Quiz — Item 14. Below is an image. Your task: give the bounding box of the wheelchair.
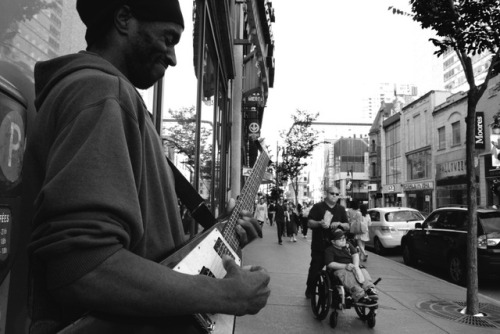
[310,268,381,329]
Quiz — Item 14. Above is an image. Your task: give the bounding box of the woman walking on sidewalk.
[286,202,298,242]
[354,204,371,262]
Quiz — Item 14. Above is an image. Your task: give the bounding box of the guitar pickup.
[214,238,235,260]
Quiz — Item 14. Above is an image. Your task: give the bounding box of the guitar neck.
[221,148,269,251]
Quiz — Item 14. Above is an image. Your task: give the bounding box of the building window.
[386,122,401,184]
[438,126,445,150]
[407,149,431,180]
[452,121,461,146]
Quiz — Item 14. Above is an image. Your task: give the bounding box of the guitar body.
[162,221,241,334]
[59,222,239,334]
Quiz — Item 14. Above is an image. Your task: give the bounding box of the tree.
[390,0,500,316]
[163,106,212,181]
[276,109,320,205]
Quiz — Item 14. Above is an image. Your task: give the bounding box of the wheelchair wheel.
[310,271,331,320]
[367,312,376,328]
[329,310,338,328]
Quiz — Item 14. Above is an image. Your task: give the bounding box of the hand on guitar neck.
[227,197,263,247]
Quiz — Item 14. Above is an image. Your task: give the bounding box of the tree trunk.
[465,89,479,315]
[292,177,299,205]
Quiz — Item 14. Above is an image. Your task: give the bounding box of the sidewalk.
[234,223,500,334]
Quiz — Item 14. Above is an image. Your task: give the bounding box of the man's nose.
[166,47,177,67]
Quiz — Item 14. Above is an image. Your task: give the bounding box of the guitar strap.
[166,158,217,230]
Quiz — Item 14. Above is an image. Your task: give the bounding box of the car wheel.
[374,238,385,255]
[402,243,416,266]
[448,255,465,286]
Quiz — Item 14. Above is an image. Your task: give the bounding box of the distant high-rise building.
[442,48,493,93]
[0,0,85,78]
[360,82,419,121]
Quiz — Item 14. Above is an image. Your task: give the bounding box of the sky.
[162,0,445,146]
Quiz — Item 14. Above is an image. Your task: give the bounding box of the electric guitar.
[58,140,270,334]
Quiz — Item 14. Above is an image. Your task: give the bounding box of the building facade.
[433,92,470,207]
[400,90,451,215]
[324,137,370,206]
[368,76,500,215]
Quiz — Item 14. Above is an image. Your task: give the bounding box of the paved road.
[382,250,500,302]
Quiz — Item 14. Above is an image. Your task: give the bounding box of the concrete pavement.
[234,223,500,334]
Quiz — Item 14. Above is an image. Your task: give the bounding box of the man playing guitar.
[25,1,270,333]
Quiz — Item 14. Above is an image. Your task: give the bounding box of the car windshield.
[479,212,500,235]
[385,211,424,222]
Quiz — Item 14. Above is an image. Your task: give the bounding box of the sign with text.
[475,112,485,149]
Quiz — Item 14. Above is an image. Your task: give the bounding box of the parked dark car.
[401,207,500,285]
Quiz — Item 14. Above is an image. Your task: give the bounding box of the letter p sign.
[0,111,25,183]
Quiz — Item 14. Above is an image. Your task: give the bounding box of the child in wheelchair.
[324,229,378,306]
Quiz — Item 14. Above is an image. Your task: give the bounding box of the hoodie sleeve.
[30,94,145,289]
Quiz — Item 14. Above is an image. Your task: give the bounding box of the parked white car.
[366,207,425,254]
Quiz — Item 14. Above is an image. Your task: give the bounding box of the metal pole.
[276,141,279,200]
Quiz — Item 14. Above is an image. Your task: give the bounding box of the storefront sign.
[437,160,466,178]
[402,181,434,190]
[475,112,485,149]
[382,184,402,193]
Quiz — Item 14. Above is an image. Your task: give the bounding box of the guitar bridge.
[214,238,235,260]
[199,266,215,278]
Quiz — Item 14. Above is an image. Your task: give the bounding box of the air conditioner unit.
[368,184,377,192]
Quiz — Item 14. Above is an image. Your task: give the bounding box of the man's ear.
[114,5,134,35]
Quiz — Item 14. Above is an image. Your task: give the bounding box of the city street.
[381,249,500,302]
[236,223,500,333]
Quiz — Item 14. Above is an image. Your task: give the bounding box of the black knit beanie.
[76,0,184,46]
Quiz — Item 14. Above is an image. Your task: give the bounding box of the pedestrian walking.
[254,197,269,229]
[296,203,303,233]
[275,199,285,245]
[301,203,310,238]
[355,204,371,262]
[267,200,275,226]
[286,202,298,242]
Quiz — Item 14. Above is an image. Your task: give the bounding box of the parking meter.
[0,66,29,333]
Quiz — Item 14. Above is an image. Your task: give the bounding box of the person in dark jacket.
[274,198,285,245]
[305,186,348,298]
[25,1,269,332]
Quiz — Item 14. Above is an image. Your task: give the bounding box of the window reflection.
[201,36,216,214]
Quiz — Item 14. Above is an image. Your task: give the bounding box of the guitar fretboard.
[221,148,269,252]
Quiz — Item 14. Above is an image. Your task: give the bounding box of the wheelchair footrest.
[353,302,378,308]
